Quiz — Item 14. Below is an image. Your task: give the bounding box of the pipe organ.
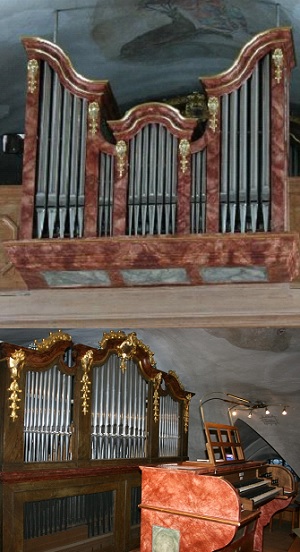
[0,330,194,552]
[3,26,299,288]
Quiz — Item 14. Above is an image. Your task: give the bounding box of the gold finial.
[81,350,93,415]
[272,48,284,84]
[27,59,39,93]
[88,101,100,135]
[207,96,219,132]
[116,140,127,177]
[8,349,25,421]
[179,139,190,174]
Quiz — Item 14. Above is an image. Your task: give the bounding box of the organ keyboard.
[139,422,296,551]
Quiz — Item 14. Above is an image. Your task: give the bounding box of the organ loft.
[0,22,300,552]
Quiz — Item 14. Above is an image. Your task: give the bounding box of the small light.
[265,407,270,415]
[248,410,253,418]
[232,408,237,416]
[282,407,287,415]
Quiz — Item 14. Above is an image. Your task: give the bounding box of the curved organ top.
[0,330,194,467]
[20,27,295,240]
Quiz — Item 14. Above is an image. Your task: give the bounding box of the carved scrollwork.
[34,330,72,351]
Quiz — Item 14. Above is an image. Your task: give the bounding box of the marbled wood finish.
[253,496,293,552]
[204,130,221,233]
[107,103,197,138]
[201,27,295,97]
[84,138,100,237]
[270,60,289,232]
[19,59,40,240]
[139,466,240,552]
[22,37,119,118]
[3,232,300,289]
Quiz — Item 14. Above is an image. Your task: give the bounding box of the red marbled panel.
[3,232,299,289]
[140,466,239,552]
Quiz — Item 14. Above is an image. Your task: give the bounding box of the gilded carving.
[27,59,39,93]
[81,349,93,415]
[207,96,219,132]
[116,140,127,177]
[99,330,156,368]
[152,372,162,423]
[168,370,184,390]
[8,349,25,421]
[179,139,190,174]
[272,48,284,84]
[183,393,192,433]
[88,101,100,135]
[117,332,138,373]
[34,330,72,351]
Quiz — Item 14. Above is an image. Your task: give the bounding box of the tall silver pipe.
[250,63,259,231]
[221,94,229,233]
[229,90,238,232]
[261,55,271,231]
[36,62,51,238]
[239,82,248,232]
[48,72,62,237]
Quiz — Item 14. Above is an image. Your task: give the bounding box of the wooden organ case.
[2,27,300,288]
[139,423,296,552]
[0,330,194,552]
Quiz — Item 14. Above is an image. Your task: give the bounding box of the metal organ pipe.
[91,356,148,460]
[127,124,178,236]
[159,394,180,457]
[35,61,87,239]
[24,366,73,462]
[261,55,271,231]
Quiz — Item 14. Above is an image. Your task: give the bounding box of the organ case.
[0,330,194,552]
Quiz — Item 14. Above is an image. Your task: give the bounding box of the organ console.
[0,330,194,552]
[139,422,296,552]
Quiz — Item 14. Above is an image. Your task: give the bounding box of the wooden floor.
[263,518,295,551]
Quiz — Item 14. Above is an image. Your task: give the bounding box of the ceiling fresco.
[0,0,300,136]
